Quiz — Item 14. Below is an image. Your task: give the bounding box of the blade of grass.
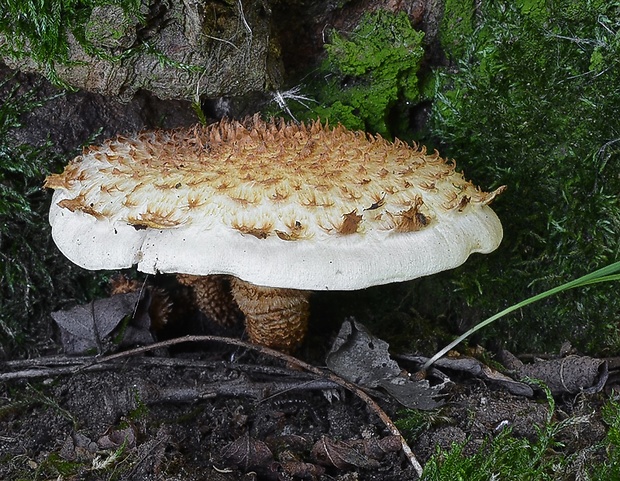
[422,261,620,370]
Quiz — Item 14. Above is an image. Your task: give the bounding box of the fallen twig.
[1,335,424,477]
[0,355,321,381]
[93,335,424,477]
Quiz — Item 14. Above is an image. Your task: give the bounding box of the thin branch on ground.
[0,335,424,477]
[93,335,424,477]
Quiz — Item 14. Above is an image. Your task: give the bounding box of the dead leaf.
[59,432,98,461]
[51,292,155,354]
[327,319,443,409]
[378,376,446,410]
[479,364,534,398]
[311,435,379,469]
[222,433,274,472]
[97,426,137,450]
[515,355,608,395]
[359,435,402,460]
[327,319,402,387]
[401,353,534,397]
[272,460,325,479]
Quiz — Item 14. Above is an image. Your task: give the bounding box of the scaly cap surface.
[46,117,504,290]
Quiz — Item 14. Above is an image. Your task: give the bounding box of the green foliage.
[439,0,476,60]
[290,10,425,137]
[395,408,450,441]
[32,444,132,479]
[397,389,620,480]
[0,77,104,354]
[591,397,620,480]
[38,453,86,478]
[422,383,609,480]
[0,80,57,341]
[590,398,620,481]
[127,389,149,422]
[0,0,143,84]
[429,0,620,353]
[422,427,569,480]
[601,398,620,448]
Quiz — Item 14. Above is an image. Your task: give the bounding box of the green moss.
[593,398,620,480]
[395,408,450,442]
[429,1,620,353]
[423,430,559,480]
[38,452,85,477]
[127,389,149,422]
[312,101,365,132]
[0,0,143,85]
[421,385,620,480]
[84,4,135,48]
[439,0,476,60]
[289,10,425,138]
[0,78,105,355]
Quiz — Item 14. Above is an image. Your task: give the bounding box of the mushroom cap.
[46,117,504,290]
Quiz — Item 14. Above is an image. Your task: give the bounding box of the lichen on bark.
[0,0,283,101]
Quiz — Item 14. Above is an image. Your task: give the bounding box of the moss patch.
[429,1,620,353]
[439,0,476,60]
[0,0,143,85]
[289,10,425,138]
[0,77,105,355]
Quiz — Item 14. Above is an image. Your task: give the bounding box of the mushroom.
[45,116,505,352]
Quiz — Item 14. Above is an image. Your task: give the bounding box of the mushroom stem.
[229,277,310,353]
[176,274,242,327]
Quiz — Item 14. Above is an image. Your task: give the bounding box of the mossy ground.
[0,75,106,357]
[417,387,620,480]
[277,10,426,139]
[429,0,620,354]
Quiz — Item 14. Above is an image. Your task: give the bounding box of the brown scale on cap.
[44,116,501,240]
[46,116,505,352]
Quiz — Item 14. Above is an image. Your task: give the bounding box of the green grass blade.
[422,261,620,370]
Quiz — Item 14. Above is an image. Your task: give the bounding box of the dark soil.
[0,328,611,480]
